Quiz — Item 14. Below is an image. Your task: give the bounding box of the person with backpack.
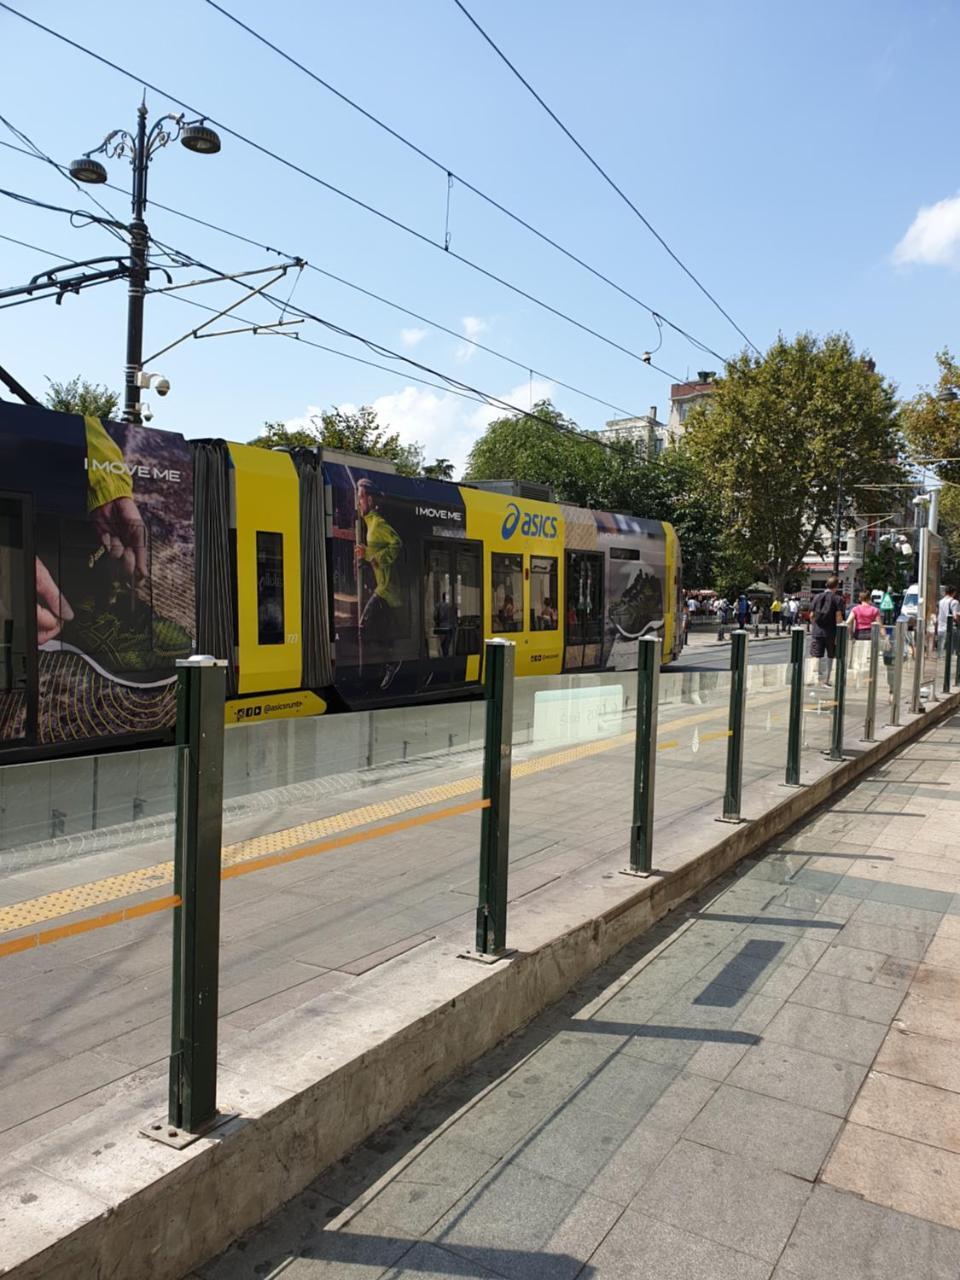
[809,575,846,686]
[736,593,750,628]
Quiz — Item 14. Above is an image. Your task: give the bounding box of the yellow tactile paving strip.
[0,690,790,947]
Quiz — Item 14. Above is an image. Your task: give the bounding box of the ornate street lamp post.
[70,103,221,424]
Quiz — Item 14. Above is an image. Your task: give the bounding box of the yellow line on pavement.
[0,688,789,941]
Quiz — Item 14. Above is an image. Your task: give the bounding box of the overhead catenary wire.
[203,0,727,365]
[2,206,638,452]
[450,0,760,357]
[0,138,682,419]
[0,2,720,382]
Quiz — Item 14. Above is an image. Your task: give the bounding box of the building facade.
[597,405,668,455]
[667,371,717,440]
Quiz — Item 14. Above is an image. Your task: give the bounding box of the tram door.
[421,539,482,691]
[0,495,34,744]
[563,550,604,670]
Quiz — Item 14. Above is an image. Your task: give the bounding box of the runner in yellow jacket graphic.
[35,417,146,645]
[354,477,404,689]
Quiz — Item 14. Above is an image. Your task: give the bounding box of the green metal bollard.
[784,627,805,786]
[475,639,515,956]
[168,656,227,1137]
[944,615,954,696]
[890,620,906,727]
[826,628,848,761]
[862,621,880,742]
[627,635,661,874]
[720,629,748,821]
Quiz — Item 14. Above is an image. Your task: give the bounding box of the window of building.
[491,552,523,633]
[256,531,284,645]
[530,555,558,630]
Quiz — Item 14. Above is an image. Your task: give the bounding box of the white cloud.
[893,192,960,267]
[399,327,427,348]
[285,375,555,478]
[455,315,490,362]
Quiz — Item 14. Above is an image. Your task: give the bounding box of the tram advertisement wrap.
[326,462,468,702]
[0,403,194,746]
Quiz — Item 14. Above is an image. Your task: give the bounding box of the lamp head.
[180,123,221,155]
[69,156,108,184]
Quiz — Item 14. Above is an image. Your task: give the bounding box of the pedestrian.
[771,596,782,633]
[789,595,800,625]
[937,586,958,653]
[809,574,846,686]
[879,586,895,626]
[736,593,749,628]
[750,599,760,634]
[847,590,880,640]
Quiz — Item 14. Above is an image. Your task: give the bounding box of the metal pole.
[890,619,906,726]
[169,656,226,1134]
[476,639,515,955]
[944,614,954,696]
[123,102,149,425]
[721,629,748,821]
[862,621,880,742]
[833,470,844,576]
[785,626,805,785]
[911,527,929,713]
[628,635,661,873]
[826,628,848,760]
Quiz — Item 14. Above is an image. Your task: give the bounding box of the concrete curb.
[4,692,958,1280]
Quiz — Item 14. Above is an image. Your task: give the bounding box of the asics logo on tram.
[501,502,558,541]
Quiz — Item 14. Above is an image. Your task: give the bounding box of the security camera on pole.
[70,102,221,425]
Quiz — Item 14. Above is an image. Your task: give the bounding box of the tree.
[423,457,455,480]
[249,406,424,476]
[464,400,608,506]
[901,348,960,571]
[684,333,904,598]
[45,376,119,420]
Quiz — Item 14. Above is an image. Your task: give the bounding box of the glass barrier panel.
[0,745,177,1159]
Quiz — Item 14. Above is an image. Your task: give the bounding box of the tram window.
[491,552,523,633]
[610,547,640,560]
[456,543,482,654]
[530,555,558,630]
[565,550,603,645]
[256,531,284,645]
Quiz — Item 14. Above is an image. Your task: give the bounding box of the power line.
[0,137,678,420]
[203,0,726,365]
[451,0,760,356]
[0,1,715,383]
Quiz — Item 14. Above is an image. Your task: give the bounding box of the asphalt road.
[668,632,793,671]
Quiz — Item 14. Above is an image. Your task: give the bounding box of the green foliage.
[45,376,120,420]
[423,457,455,479]
[464,401,610,506]
[249,406,425,476]
[684,332,904,596]
[901,348,960,568]
[861,542,913,592]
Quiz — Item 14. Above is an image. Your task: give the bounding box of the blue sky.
[1,0,957,473]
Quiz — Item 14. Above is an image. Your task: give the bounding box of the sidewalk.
[194,711,960,1280]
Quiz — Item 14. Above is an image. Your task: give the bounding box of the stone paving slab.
[186,711,960,1280]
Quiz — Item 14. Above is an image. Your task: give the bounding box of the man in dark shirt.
[810,575,846,686]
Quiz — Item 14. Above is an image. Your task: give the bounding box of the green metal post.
[476,639,515,955]
[169,656,226,1134]
[721,629,748,821]
[784,626,805,786]
[944,615,954,696]
[826,628,848,761]
[629,635,661,872]
[890,619,906,727]
[862,621,880,742]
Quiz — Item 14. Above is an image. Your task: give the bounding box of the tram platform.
[0,668,957,1278]
[196,709,960,1280]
